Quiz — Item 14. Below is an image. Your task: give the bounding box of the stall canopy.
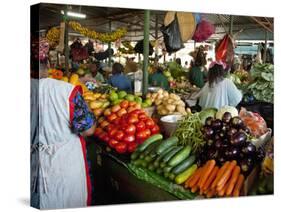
[38,3,273,42]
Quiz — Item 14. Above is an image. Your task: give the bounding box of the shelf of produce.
[86,138,180,205]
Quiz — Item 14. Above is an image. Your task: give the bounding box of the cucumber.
[156,168,163,175]
[140,160,148,168]
[156,136,179,155]
[169,173,176,181]
[172,155,196,175]
[164,172,170,178]
[137,134,163,152]
[162,146,183,163]
[139,153,146,159]
[174,164,197,185]
[148,163,156,171]
[143,142,160,156]
[133,159,144,167]
[153,146,176,167]
[160,162,166,168]
[164,166,173,173]
[130,150,141,161]
[168,146,192,167]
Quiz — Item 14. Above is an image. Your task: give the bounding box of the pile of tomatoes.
[94,100,160,154]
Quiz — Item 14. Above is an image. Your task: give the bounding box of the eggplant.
[230,116,244,129]
[215,139,224,149]
[205,117,214,126]
[240,157,254,174]
[217,155,227,166]
[241,142,256,155]
[214,133,221,141]
[227,127,238,139]
[256,147,265,162]
[211,119,223,130]
[230,131,247,146]
[222,112,232,123]
[207,148,219,160]
[206,139,214,147]
[229,146,240,159]
[203,126,215,138]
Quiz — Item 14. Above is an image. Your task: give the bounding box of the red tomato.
[128,116,139,124]
[106,124,115,132]
[113,117,121,125]
[124,124,136,135]
[143,129,151,137]
[151,125,160,134]
[127,142,137,153]
[138,114,148,121]
[93,127,103,137]
[129,101,137,107]
[107,113,117,122]
[123,135,135,144]
[100,120,110,129]
[99,132,107,141]
[129,109,143,116]
[115,142,127,154]
[136,130,147,142]
[108,128,118,138]
[117,108,127,117]
[109,139,119,148]
[136,121,146,132]
[145,119,155,129]
[111,105,121,113]
[114,130,125,141]
[120,100,129,109]
[104,135,110,143]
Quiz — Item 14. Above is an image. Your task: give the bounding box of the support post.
[142,10,150,96]
[229,15,234,35]
[108,21,112,67]
[263,30,268,63]
[63,6,69,75]
[154,14,159,64]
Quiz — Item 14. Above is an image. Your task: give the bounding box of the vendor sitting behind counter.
[108,62,132,93]
[149,66,169,90]
[80,62,105,84]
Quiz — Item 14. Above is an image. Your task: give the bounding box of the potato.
[152,93,157,99]
[160,109,169,115]
[163,91,169,97]
[167,99,174,104]
[178,100,186,107]
[166,104,176,112]
[155,99,163,106]
[157,94,164,100]
[146,93,152,99]
[157,89,164,95]
[176,105,186,114]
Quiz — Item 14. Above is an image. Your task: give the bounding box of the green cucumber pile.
[131,134,197,185]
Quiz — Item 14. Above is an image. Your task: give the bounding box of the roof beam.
[250,16,273,33]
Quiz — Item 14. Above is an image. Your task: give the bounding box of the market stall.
[35,3,274,206]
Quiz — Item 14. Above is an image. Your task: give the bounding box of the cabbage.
[215,106,238,120]
[199,108,218,124]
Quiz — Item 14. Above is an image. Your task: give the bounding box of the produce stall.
[36,3,274,206]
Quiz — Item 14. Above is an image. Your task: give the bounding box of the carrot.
[217,178,231,197]
[232,174,245,197]
[198,160,216,189]
[211,161,230,189]
[185,171,196,188]
[206,188,216,198]
[188,167,203,188]
[191,185,199,193]
[202,166,219,191]
[216,160,237,189]
[225,166,241,196]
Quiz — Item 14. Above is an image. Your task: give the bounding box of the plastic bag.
[160,14,184,53]
[192,20,215,42]
[134,39,154,55]
[239,107,268,138]
[215,34,235,65]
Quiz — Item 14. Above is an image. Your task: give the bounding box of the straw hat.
[164,11,196,42]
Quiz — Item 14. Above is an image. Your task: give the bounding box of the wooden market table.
[86,138,180,205]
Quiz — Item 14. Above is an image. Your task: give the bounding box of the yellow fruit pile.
[46,27,60,47]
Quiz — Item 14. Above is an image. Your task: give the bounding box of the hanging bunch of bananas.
[118,41,135,54]
[68,21,127,43]
[46,27,60,47]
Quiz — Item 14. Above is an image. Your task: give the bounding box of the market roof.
[38,3,274,42]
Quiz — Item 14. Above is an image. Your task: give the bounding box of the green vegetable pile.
[173,113,205,153]
[247,63,274,103]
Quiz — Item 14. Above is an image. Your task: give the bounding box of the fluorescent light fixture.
[61,10,86,19]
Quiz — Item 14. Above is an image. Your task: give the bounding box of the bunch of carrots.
[184,160,244,198]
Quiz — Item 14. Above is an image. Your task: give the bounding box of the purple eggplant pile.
[197,112,265,176]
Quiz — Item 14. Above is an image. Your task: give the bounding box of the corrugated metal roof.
[37,3,274,41]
